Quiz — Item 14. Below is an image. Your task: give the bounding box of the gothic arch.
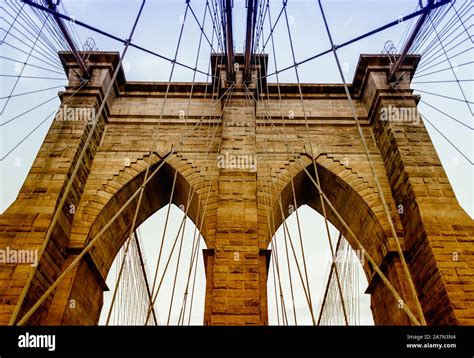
[270,154,392,275]
[268,154,417,325]
[2,51,471,327]
[45,152,210,324]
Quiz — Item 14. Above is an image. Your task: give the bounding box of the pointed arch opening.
[264,158,413,325]
[99,204,207,325]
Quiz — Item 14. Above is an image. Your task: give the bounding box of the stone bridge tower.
[0,51,472,326]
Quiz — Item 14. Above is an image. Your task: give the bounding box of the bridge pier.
[203,86,270,325]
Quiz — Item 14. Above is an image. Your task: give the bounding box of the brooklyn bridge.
[0,0,472,328]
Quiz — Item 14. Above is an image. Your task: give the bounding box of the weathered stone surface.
[0,53,472,326]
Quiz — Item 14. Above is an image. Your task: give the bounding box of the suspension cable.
[281,2,349,325]
[11,0,148,326]
[317,0,427,325]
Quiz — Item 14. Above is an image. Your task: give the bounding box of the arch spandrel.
[266,153,392,277]
[70,151,211,281]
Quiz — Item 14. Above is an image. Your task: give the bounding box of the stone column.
[363,55,474,325]
[0,52,123,324]
[204,87,269,325]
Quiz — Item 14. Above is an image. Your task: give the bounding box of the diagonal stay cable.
[105,166,152,326]
[420,99,473,130]
[11,0,148,326]
[261,0,451,80]
[146,2,195,300]
[422,115,473,165]
[414,60,473,78]
[0,94,57,127]
[144,9,222,323]
[413,79,473,84]
[453,0,473,42]
[166,174,195,325]
[427,13,473,115]
[317,232,344,325]
[259,3,315,325]
[391,85,473,165]
[317,0,426,325]
[417,46,473,74]
[0,55,65,75]
[0,21,62,66]
[270,222,289,325]
[8,0,60,53]
[2,3,67,61]
[1,40,64,71]
[144,1,229,320]
[249,87,424,326]
[1,13,50,115]
[145,85,234,325]
[280,2,348,325]
[412,88,474,105]
[0,84,65,100]
[416,2,471,66]
[243,0,425,326]
[176,5,221,325]
[0,74,65,80]
[188,2,218,53]
[0,80,87,161]
[411,1,458,57]
[1,2,25,43]
[21,0,219,80]
[133,229,159,325]
[148,3,226,319]
[250,26,317,324]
